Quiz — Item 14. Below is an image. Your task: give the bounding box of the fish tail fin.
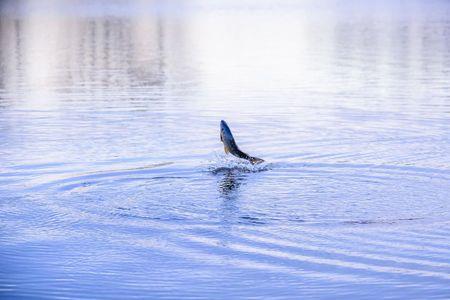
[249,156,264,165]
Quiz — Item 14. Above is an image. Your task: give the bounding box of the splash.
[208,152,270,174]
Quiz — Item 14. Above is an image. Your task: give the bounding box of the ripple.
[1,0,450,297]
[8,159,449,232]
[3,159,450,298]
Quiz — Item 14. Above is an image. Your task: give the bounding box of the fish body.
[220,120,264,164]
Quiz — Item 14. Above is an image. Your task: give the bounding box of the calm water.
[1,0,450,298]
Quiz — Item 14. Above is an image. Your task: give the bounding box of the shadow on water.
[217,168,246,200]
[213,163,270,226]
[215,168,245,228]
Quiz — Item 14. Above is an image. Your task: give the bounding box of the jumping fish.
[220,120,264,165]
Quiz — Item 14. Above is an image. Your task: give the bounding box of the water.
[1,0,450,298]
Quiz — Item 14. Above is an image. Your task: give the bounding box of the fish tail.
[249,156,264,165]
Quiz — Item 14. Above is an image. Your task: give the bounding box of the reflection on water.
[1,0,450,299]
[218,169,245,198]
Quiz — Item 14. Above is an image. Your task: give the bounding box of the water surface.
[1,0,450,298]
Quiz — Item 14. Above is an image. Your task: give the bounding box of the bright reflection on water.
[1,0,450,298]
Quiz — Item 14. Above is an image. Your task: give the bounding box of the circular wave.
[3,158,450,298]
[18,158,450,229]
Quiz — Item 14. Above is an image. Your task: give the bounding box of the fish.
[220,120,264,165]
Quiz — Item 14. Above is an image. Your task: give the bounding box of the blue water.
[1,0,450,298]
